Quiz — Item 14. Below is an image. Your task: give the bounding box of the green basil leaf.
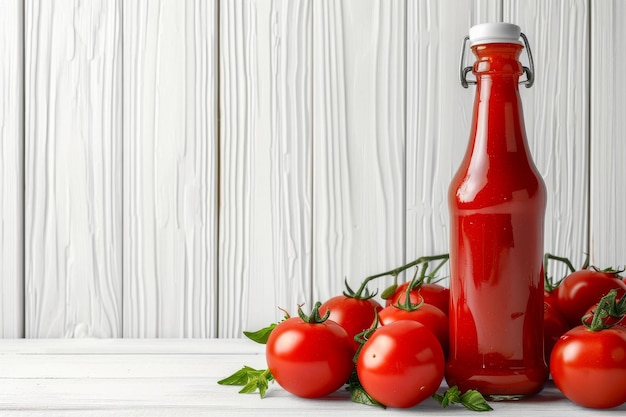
[433,386,492,412]
[349,385,386,408]
[243,323,277,344]
[460,389,493,412]
[217,366,255,386]
[218,366,274,398]
[433,385,461,408]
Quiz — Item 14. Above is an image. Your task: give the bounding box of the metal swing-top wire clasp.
[459,32,535,88]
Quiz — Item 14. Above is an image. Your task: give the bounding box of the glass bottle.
[445,23,548,399]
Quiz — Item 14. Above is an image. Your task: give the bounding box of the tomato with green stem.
[319,288,382,352]
[582,296,625,328]
[356,320,445,408]
[544,253,626,327]
[266,302,354,398]
[556,267,626,327]
[550,290,626,409]
[378,254,450,314]
[385,282,450,315]
[378,297,448,356]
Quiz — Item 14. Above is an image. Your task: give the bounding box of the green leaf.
[349,385,386,408]
[239,371,272,398]
[243,323,277,344]
[460,390,493,412]
[217,366,274,398]
[346,370,385,408]
[433,386,492,412]
[433,385,461,408]
[239,379,261,394]
[217,366,255,386]
[380,283,398,300]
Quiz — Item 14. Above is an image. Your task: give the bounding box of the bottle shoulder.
[449,158,546,209]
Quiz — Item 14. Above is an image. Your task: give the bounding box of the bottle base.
[445,362,548,399]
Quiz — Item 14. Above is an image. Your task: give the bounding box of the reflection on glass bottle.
[446,23,548,399]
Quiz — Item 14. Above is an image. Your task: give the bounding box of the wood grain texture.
[405,1,502,285]
[219,0,312,337]
[0,379,615,417]
[312,0,406,303]
[123,0,218,337]
[0,0,24,338]
[24,0,122,337]
[0,338,263,354]
[504,0,590,272]
[3,0,613,339]
[1,339,624,415]
[590,0,625,268]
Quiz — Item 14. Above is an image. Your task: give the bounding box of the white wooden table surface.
[0,338,624,416]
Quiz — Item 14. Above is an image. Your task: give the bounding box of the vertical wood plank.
[406,1,502,280]
[24,0,123,337]
[123,0,218,337]
[312,0,405,302]
[219,0,312,337]
[590,0,625,268]
[504,0,589,271]
[0,0,24,338]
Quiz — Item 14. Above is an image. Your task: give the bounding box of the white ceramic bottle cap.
[469,22,523,46]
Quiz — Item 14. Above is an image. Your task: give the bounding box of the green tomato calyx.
[583,289,626,331]
[298,302,331,324]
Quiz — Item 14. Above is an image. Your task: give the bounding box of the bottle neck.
[468,43,529,157]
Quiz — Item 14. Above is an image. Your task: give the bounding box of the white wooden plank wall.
[0,0,24,338]
[0,0,619,338]
[311,0,405,313]
[590,0,625,270]
[123,0,218,337]
[219,0,312,337]
[24,0,123,337]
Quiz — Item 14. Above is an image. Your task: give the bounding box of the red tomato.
[544,288,560,310]
[555,269,626,327]
[543,301,570,366]
[357,320,444,408]
[378,303,448,355]
[319,295,382,352]
[385,282,450,315]
[550,325,626,408]
[266,315,354,398]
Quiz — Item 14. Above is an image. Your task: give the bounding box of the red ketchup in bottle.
[446,23,548,399]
